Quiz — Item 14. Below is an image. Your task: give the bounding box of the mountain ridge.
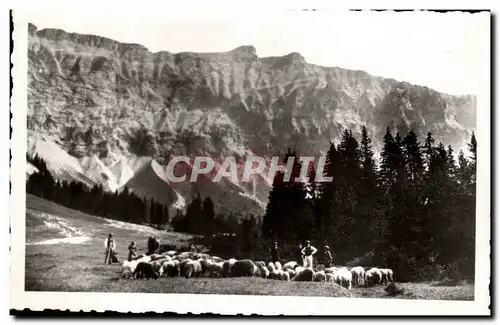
[29,22,477,99]
[27,22,476,217]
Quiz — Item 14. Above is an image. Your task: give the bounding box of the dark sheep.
[163,261,179,277]
[178,259,192,276]
[133,262,159,280]
[254,265,262,278]
[292,267,315,282]
[231,259,257,277]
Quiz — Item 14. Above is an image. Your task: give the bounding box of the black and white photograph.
[9,5,491,316]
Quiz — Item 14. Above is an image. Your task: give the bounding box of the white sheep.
[255,262,269,279]
[282,261,297,271]
[194,253,210,260]
[200,259,216,277]
[222,258,237,277]
[385,268,394,282]
[136,255,152,263]
[324,266,338,274]
[294,266,305,274]
[331,271,340,284]
[267,261,276,273]
[149,254,167,261]
[182,260,202,278]
[278,270,290,281]
[365,268,382,286]
[177,251,195,261]
[269,270,280,280]
[379,268,394,284]
[274,261,282,271]
[211,256,224,263]
[213,262,224,278]
[121,260,139,278]
[153,257,172,267]
[164,250,177,257]
[122,255,151,277]
[350,266,365,286]
[313,270,327,282]
[333,267,352,290]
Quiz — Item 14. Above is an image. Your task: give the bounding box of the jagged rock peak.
[28,22,38,36]
[231,45,257,56]
[32,23,148,53]
[282,51,306,64]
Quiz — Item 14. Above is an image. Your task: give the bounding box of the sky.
[25,8,489,96]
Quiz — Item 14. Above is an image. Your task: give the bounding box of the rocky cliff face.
[27,23,476,216]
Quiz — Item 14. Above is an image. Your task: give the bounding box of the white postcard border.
[9,6,491,316]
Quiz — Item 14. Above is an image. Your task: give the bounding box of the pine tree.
[380,127,396,191]
[423,132,436,171]
[360,126,376,179]
[426,143,455,266]
[186,193,203,234]
[468,132,477,165]
[203,196,215,237]
[315,141,341,248]
[357,126,379,255]
[400,129,429,273]
[468,132,477,185]
[377,127,396,255]
[457,150,469,187]
[334,129,362,259]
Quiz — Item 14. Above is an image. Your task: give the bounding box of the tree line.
[262,126,477,282]
[26,153,169,226]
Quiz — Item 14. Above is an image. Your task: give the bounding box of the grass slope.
[24,194,474,300]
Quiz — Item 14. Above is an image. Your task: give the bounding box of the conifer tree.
[316,141,341,252]
[357,126,379,254]
[334,129,362,259]
[203,196,215,237]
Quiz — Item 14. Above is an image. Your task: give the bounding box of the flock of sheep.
[121,250,394,291]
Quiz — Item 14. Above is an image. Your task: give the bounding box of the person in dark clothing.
[104,233,117,264]
[270,241,281,263]
[128,241,137,262]
[297,243,305,266]
[324,245,333,267]
[147,236,160,255]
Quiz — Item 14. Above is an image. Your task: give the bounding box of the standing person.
[270,241,281,264]
[155,237,161,254]
[128,241,137,262]
[297,243,305,266]
[104,233,116,264]
[301,240,317,269]
[324,245,333,268]
[147,236,160,255]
